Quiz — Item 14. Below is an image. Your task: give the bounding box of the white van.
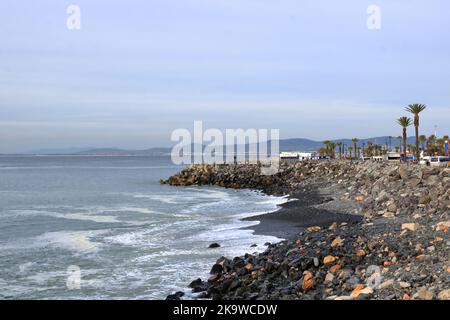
[429,156,449,167]
[372,156,383,162]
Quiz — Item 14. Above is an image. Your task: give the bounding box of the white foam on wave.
[103,228,164,247]
[133,187,231,206]
[5,205,173,225]
[6,209,121,224]
[0,229,107,254]
[34,229,108,253]
[133,249,196,263]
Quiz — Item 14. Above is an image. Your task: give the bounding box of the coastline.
[163,161,449,300]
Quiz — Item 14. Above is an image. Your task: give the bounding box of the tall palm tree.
[405,104,426,161]
[397,117,412,157]
[351,138,359,159]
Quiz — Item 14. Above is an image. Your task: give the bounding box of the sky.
[0,0,449,153]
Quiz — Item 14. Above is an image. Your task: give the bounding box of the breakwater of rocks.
[162,161,449,300]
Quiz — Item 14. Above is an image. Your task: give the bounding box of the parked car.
[429,156,449,167]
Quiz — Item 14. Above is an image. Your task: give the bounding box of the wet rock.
[166,291,185,300]
[189,278,203,288]
[209,243,221,248]
[210,264,223,275]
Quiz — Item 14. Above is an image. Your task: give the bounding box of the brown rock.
[324,273,334,284]
[401,223,420,232]
[434,221,450,232]
[419,196,431,205]
[415,288,434,300]
[328,222,338,230]
[351,285,373,298]
[356,250,366,257]
[399,166,409,180]
[244,263,253,270]
[329,264,342,273]
[302,271,315,291]
[438,289,450,300]
[409,178,422,188]
[323,256,337,264]
[331,236,344,247]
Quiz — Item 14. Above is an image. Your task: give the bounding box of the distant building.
[280,151,317,162]
[280,152,299,163]
[387,152,401,161]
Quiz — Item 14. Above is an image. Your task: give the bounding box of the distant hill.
[22,136,417,155]
[75,147,172,156]
[28,147,96,155]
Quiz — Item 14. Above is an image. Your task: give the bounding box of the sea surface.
[0,155,284,299]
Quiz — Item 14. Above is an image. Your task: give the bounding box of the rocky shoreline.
[162,161,449,300]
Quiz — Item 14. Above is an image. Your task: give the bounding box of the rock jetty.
[162,161,449,300]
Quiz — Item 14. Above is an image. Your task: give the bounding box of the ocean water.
[0,155,284,299]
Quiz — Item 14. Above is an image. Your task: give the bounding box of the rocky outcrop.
[163,161,449,300]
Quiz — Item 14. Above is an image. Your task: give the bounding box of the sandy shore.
[243,185,362,239]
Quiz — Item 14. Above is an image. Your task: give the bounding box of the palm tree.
[437,138,445,155]
[318,147,328,157]
[428,134,436,155]
[351,138,359,159]
[337,142,343,159]
[323,141,334,158]
[419,135,427,155]
[329,142,336,159]
[348,146,353,159]
[397,117,412,157]
[397,136,402,152]
[405,103,426,161]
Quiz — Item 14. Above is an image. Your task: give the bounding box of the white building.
[280,152,316,162]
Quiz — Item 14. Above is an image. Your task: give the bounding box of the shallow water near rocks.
[0,155,284,299]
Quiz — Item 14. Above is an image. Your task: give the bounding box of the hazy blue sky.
[1,0,449,153]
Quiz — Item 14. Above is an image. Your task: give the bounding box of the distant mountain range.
[21,136,416,155]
